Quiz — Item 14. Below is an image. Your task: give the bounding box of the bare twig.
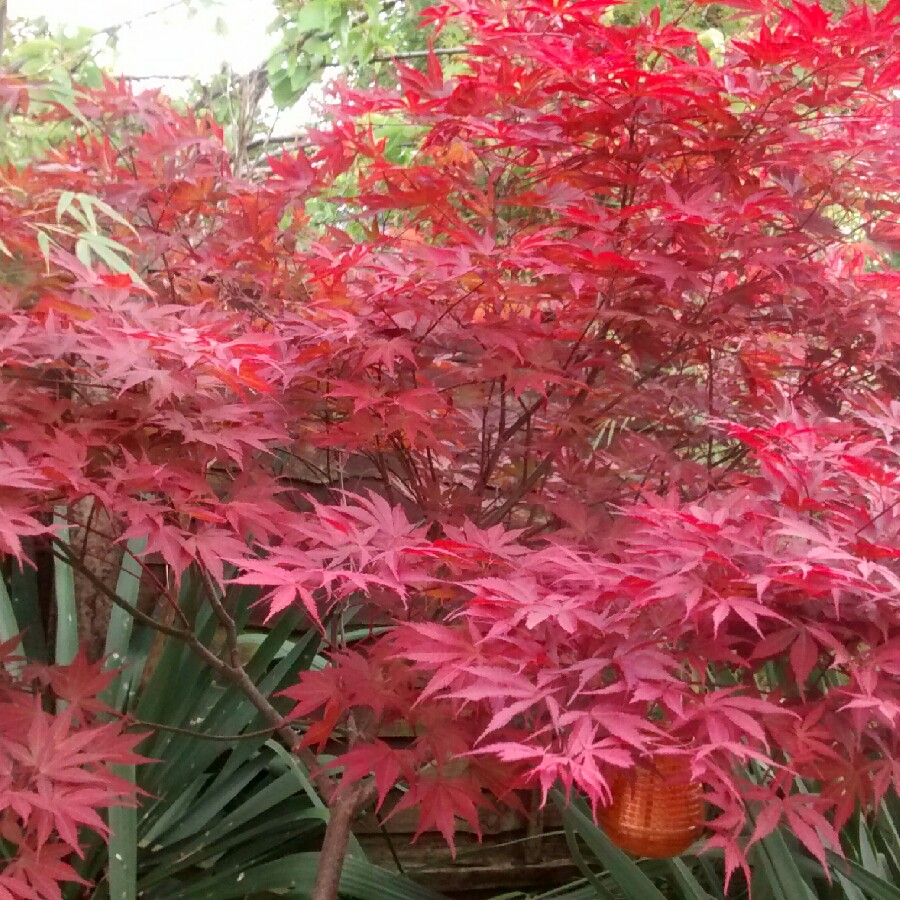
[129,718,286,741]
[121,73,195,82]
[50,541,191,641]
[96,0,190,37]
[371,46,467,62]
[245,133,307,154]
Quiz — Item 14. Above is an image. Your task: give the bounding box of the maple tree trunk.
[311,782,377,900]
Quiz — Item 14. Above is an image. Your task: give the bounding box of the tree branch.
[51,539,332,794]
[371,46,466,62]
[311,780,379,900]
[96,0,190,37]
[130,718,286,741]
[55,540,379,900]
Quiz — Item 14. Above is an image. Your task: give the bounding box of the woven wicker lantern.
[599,755,704,858]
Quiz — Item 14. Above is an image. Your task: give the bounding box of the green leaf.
[53,508,78,667]
[696,855,727,900]
[0,575,23,675]
[113,599,162,714]
[75,237,92,268]
[291,64,316,93]
[148,616,315,809]
[77,193,98,233]
[138,804,321,889]
[37,229,53,269]
[834,867,868,900]
[874,801,900,882]
[107,765,137,900]
[80,231,132,258]
[8,564,47,662]
[826,852,900,900]
[858,817,887,878]
[160,758,269,846]
[140,810,323,893]
[292,0,338,34]
[755,830,817,900]
[102,537,147,710]
[166,851,450,900]
[203,770,320,841]
[80,194,139,236]
[339,855,452,900]
[56,190,75,222]
[554,792,669,900]
[77,232,151,291]
[134,578,202,717]
[0,576,20,647]
[265,738,327,812]
[140,777,208,849]
[562,814,617,900]
[669,858,714,900]
[267,50,290,81]
[271,73,303,108]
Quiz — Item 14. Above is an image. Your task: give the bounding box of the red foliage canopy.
[0,0,899,885]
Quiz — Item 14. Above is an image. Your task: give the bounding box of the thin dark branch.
[121,73,195,81]
[378,820,405,874]
[246,133,306,154]
[50,541,190,641]
[480,453,554,528]
[96,0,189,36]
[50,538,333,792]
[199,567,241,668]
[129,718,288,741]
[371,46,467,62]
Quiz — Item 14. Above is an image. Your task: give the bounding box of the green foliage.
[5,16,105,86]
[73,577,329,898]
[0,534,451,898]
[55,563,457,899]
[266,0,466,110]
[0,546,336,897]
[0,17,107,167]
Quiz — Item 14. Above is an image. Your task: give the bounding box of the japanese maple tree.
[263,0,900,888]
[0,0,899,896]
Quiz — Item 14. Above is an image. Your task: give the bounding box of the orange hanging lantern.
[599,755,705,858]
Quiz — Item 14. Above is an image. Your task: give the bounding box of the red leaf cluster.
[0,648,142,899]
